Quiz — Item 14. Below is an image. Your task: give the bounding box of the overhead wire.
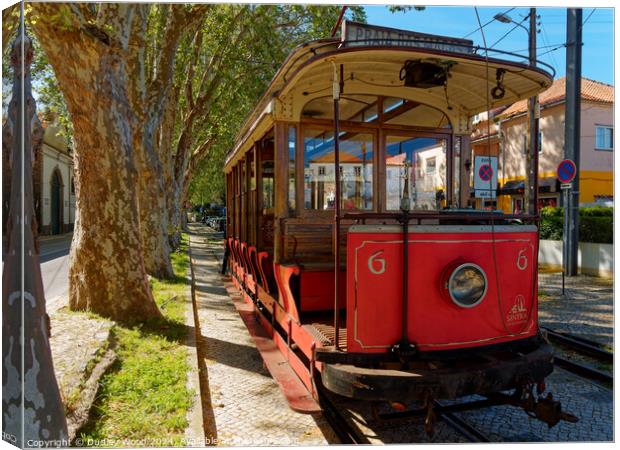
[462,7,515,39]
[489,13,530,49]
[473,6,536,337]
[539,17,559,73]
[534,8,597,59]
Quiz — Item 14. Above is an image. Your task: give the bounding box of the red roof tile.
[500,77,613,118]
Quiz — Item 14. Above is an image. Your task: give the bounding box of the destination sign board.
[342,21,474,54]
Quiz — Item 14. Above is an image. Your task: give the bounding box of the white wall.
[538,239,613,278]
[41,144,74,229]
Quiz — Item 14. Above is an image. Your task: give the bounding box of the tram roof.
[226,22,554,169]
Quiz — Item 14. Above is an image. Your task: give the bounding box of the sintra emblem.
[506,294,528,323]
[368,250,386,275]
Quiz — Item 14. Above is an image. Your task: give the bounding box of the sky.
[363,6,614,85]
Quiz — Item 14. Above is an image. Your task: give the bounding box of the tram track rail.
[317,386,369,444]
[542,327,613,386]
[432,400,492,443]
[543,327,613,363]
[318,384,492,444]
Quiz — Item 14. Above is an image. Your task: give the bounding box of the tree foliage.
[185,5,367,205]
[539,206,613,244]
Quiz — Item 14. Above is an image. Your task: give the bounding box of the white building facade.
[38,123,75,235]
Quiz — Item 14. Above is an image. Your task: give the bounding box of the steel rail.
[553,356,613,385]
[434,400,492,443]
[377,399,495,442]
[317,386,369,444]
[543,327,613,363]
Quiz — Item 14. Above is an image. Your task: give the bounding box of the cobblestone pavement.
[538,272,613,347]
[49,308,115,439]
[188,225,336,446]
[452,369,612,442]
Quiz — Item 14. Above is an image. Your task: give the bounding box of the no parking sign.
[474,156,498,198]
[557,159,577,184]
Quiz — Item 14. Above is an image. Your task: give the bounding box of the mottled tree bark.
[128,4,207,276]
[29,4,161,321]
[127,5,174,279]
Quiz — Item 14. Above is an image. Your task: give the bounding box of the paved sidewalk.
[49,309,115,441]
[188,224,335,446]
[538,272,613,347]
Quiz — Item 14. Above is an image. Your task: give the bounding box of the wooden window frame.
[298,121,380,218]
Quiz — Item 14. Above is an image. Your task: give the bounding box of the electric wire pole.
[526,8,540,215]
[563,8,582,276]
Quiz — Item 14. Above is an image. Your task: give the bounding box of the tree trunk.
[30,5,161,322]
[67,53,161,321]
[135,128,174,278]
[167,178,184,249]
[159,90,182,250]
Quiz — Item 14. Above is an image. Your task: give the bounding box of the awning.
[497,177,558,195]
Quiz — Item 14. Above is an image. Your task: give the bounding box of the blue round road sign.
[557,159,576,183]
[478,164,493,182]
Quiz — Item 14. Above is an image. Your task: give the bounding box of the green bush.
[539,206,613,244]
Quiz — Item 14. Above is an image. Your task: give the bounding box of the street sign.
[478,164,493,182]
[560,183,573,190]
[557,159,577,184]
[474,156,498,199]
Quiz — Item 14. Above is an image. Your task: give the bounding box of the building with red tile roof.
[470,77,613,211]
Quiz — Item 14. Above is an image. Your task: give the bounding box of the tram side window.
[288,126,296,212]
[303,128,374,211]
[262,161,274,211]
[385,135,448,211]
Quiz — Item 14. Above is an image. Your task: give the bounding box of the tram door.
[257,137,278,294]
[258,139,275,250]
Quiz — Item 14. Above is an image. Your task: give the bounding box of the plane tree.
[27,3,206,320]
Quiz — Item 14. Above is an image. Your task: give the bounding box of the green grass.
[79,234,193,447]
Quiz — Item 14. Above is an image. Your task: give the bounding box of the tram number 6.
[516,249,528,271]
[368,250,386,275]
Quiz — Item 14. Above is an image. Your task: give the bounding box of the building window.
[385,135,447,211]
[595,126,613,151]
[303,128,374,210]
[538,130,543,154]
[426,157,436,174]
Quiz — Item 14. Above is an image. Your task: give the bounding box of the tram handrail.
[340,211,539,222]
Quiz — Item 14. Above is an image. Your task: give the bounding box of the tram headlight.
[447,263,487,308]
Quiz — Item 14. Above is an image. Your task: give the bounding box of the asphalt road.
[40,233,72,313]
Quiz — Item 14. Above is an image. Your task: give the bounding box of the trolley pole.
[526,7,540,216]
[563,8,582,276]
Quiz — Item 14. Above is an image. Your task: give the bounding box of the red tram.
[223,21,574,428]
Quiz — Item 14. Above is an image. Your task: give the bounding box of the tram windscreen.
[385,135,448,211]
[303,129,374,210]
